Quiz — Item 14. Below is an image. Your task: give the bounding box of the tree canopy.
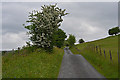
[67,34,76,47]
[24,4,68,51]
[108,27,120,36]
[79,38,85,44]
[52,29,67,48]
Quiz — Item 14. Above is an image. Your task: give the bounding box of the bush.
[52,29,67,48]
[67,34,76,47]
[64,40,69,46]
[79,39,85,43]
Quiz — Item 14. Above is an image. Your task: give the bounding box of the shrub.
[67,34,76,47]
[52,29,67,48]
[79,38,85,43]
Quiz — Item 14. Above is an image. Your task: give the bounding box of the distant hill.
[76,35,118,56]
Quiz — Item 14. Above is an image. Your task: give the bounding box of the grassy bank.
[2,47,64,78]
[70,35,119,78]
[0,54,2,79]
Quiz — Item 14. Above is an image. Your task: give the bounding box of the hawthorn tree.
[24,4,68,51]
[52,29,67,48]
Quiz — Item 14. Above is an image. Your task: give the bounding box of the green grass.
[2,47,64,78]
[70,35,119,78]
[0,54,2,79]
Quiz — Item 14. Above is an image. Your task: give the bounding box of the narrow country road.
[58,47,106,79]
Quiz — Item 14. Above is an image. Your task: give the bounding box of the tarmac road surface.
[58,47,106,79]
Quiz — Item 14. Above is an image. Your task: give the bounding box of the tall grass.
[2,47,64,78]
[0,53,2,79]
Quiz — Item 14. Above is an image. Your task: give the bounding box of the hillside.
[70,35,119,78]
[0,54,1,79]
[2,47,64,78]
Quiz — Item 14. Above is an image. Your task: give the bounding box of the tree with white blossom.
[24,4,68,51]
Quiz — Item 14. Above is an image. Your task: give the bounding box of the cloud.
[2,32,28,50]
[1,0,119,2]
[61,16,107,43]
[2,2,57,34]
[2,2,118,50]
[59,2,118,42]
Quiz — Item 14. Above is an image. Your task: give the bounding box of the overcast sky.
[1,2,118,50]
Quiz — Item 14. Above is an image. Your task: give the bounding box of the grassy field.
[70,35,119,78]
[0,53,2,79]
[2,47,64,78]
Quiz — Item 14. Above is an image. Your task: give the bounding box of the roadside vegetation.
[64,34,76,48]
[2,3,119,78]
[70,35,119,78]
[0,54,1,79]
[2,4,68,78]
[2,46,64,78]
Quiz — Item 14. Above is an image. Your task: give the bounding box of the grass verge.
[0,53,2,79]
[70,35,118,78]
[2,47,64,78]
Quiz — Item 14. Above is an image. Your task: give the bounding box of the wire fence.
[74,44,119,63]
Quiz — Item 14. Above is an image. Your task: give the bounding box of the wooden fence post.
[99,47,102,55]
[92,45,94,51]
[93,46,95,52]
[104,50,106,58]
[94,45,96,52]
[18,47,20,54]
[109,50,112,61]
[12,49,14,54]
[96,46,98,53]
